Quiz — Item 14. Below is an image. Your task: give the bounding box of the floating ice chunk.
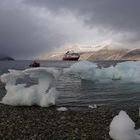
[57,107,68,111]
[68,60,97,72]
[63,61,97,80]
[0,67,60,107]
[66,61,140,83]
[109,110,140,140]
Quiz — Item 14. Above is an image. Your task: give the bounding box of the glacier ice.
[109,111,140,140]
[0,67,60,107]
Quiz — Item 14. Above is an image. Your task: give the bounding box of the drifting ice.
[65,61,140,83]
[0,67,60,107]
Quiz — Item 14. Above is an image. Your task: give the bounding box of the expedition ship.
[63,51,80,61]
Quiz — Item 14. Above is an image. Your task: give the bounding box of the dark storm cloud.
[26,0,140,42]
[0,0,71,59]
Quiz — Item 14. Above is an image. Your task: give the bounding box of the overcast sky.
[0,0,140,59]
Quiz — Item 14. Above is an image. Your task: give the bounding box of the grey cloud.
[26,0,140,41]
[0,0,71,59]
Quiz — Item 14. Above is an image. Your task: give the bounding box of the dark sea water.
[0,60,140,109]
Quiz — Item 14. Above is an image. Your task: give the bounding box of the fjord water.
[0,60,140,109]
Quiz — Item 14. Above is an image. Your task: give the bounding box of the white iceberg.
[65,61,140,83]
[0,67,61,107]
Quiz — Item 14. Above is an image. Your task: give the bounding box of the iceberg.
[65,61,140,83]
[0,67,61,107]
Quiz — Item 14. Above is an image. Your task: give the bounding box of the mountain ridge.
[38,42,140,60]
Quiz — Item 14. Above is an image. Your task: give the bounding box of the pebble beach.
[0,104,140,140]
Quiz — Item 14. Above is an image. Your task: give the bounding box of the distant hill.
[121,49,140,60]
[86,48,129,60]
[0,55,14,61]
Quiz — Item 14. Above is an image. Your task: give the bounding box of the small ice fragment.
[88,104,97,109]
[57,107,68,111]
[109,110,140,140]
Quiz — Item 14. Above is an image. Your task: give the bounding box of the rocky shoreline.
[0,104,140,140]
